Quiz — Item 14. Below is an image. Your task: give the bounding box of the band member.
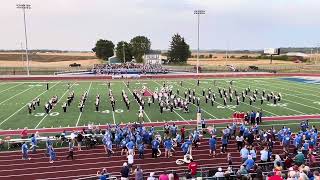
[127,81,130,88]
[202,89,205,96]
[262,90,266,97]
[211,97,215,106]
[197,79,200,86]
[27,103,32,114]
[148,97,151,107]
[261,96,264,105]
[36,98,40,106]
[45,103,49,114]
[107,82,111,88]
[223,97,227,106]
[62,102,67,112]
[236,96,240,105]
[249,97,253,105]
[46,83,49,90]
[180,81,183,86]
[95,99,99,112]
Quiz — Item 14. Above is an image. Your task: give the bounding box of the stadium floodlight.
[16,3,31,76]
[194,10,205,74]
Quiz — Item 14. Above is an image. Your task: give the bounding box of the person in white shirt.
[127,154,134,172]
[214,167,225,178]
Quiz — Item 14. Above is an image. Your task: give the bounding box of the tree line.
[92,34,191,64]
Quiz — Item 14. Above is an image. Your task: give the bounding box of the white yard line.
[123,81,152,122]
[0,85,36,106]
[34,82,77,129]
[76,82,92,127]
[274,79,320,94]
[0,83,23,94]
[0,82,61,127]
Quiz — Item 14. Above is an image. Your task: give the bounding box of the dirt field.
[0,52,100,68]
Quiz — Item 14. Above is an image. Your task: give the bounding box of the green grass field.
[0,77,319,130]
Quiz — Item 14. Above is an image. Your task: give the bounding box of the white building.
[144,54,166,64]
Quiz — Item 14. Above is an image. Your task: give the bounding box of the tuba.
[176,154,193,165]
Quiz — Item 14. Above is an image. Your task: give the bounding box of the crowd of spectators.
[2,118,319,179]
[92,63,167,75]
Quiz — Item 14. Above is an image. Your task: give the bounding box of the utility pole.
[17,4,31,76]
[122,43,126,63]
[194,10,205,74]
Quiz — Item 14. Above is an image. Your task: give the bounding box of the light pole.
[16,4,31,76]
[194,10,205,74]
[122,43,126,63]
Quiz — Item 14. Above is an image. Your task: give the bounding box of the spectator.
[66,139,74,160]
[126,140,135,156]
[164,138,173,158]
[48,145,56,163]
[236,134,244,151]
[134,166,143,180]
[294,150,305,166]
[209,135,216,157]
[240,145,249,162]
[159,172,169,180]
[188,159,198,177]
[21,141,31,160]
[30,134,37,153]
[120,162,130,180]
[243,155,255,171]
[147,172,156,180]
[221,135,228,153]
[0,137,3,150]
[96,168,109,180]
[127,153,134,172]
[138,143,145,159]
[260,146,269,164]
[214,167,225,178]
[237,165,248,176]
[313,171,320,180]
[76,132,83,151]
[269,171,283,180]
[20,127,28,139]
[151,138,160,158]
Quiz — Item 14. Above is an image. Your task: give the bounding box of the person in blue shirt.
[175,134,182,146]
[181,141,190,155]
[164,139,173,158]
[21,142,30,160]
[30,134,37,153]
[221,135,228,153]
[209,135,216,156]
[45,136,52,157]
[126,140,135,155]
[240,145,249,162]
[282,134,291,152]
[243,155,255,171]
[48,145,56,163]
[106,139,114,157]
[151,139,160,158]
[138,143,145,159]
[96,168,109,180]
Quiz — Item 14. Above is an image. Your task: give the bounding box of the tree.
[116,41,133,63]
[130,36,151,63]
[92,39,115,60]
[168,34,191,64]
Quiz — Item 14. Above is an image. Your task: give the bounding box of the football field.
[0,77,319,130]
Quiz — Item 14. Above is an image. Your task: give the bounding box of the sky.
[1,0,320,51]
